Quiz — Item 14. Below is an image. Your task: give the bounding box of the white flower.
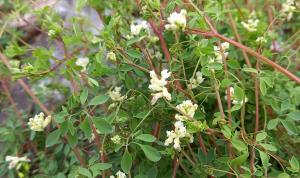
[256,36,267,44]
[130,20,149,36]
[149,69,172,105]
[188,71,204,89]
[48,29,56,37]
[107,52,116,61]
[281,0,296,21]
[175,100,198,121]
[165,9,187,30]
[241,12,259,32]
[164,121,193,151]
[241,19,259,32]
[213,42,230,63]
[109,87,126,102]
[76,57,89,72]
[111,135,121,144]
[28,112,51,132]
[224,87,248,105]
[116,171,127,178]
[5,156,30,169]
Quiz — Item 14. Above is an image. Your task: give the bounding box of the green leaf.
[46,129,61,147]
[54,111,68,124]
[280,120,298,135]
[135,134,156,142]
[186,120,208,133]
[260,80,267,96]
[80,89,88,104]
[261,143,277,152]
[78,167,92,178]
[256,132,267,142]
[220,79,232,88]
[127,49,142,59]
[267,119,279,130]
[221,125,232,139]
[88,95,109,105]
[234,85,244,101]
[288,156,299,172]
[121,150,132,173]
[90,163,112,171]
[287,111,300,121]
[138,144,161,162]
[134,111,149,119]
[206,63,223,70]
[259,150,269,170]
[230,152,249,167]
[242,67,258,73]
[227,59,240,69]
[231,139,247,152]
[277,173,290,178]
[93,117,113,134]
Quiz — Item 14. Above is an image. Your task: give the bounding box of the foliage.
[0,0,300,177]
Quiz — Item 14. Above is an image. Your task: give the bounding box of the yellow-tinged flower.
[175,100,198,121]
[165,9,187,30]
[28,112,51,132]
[5,156,30,169]
[149,69,172,105]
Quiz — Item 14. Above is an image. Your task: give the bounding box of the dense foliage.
[0,0,300,178]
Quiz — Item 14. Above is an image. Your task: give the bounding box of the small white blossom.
[241,12,259,32]
[256,36,267,44]
[107,52,117,61]
[165,9,187,30]
[48,29,56,37]
[109,87,126,102]
[130,20,149,36]
[213,42,230,63]
[149,69,172,105]
[5,156,30,169]
[188,71,204,89]
[76,57,89,72]
[28,112,51,132]
[165,121,193,151]
[225,87,248,105]
[111,135,121,144]
[116,171,127,178]
[175,100,198,121]
[281,0,296,21]
[149,36,159,43]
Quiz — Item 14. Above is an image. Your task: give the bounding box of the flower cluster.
[149,69,172,105]
[165,9,187,30]
[175,100,198,121]
[109,86,127,102]
[225,87,248,105]
[110,171,126,178]
[76,57,89,72]
[5,156,30,169]
[281,0,296,21]
[256,36,267,44]
[107,51,117,61]
[165,121,194,151]
[188,71,204,89]
[241,12,259,32]
[130,20,149,36]
[213,42,230,63]
[111,135,122,144]
[28,112,51,132]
